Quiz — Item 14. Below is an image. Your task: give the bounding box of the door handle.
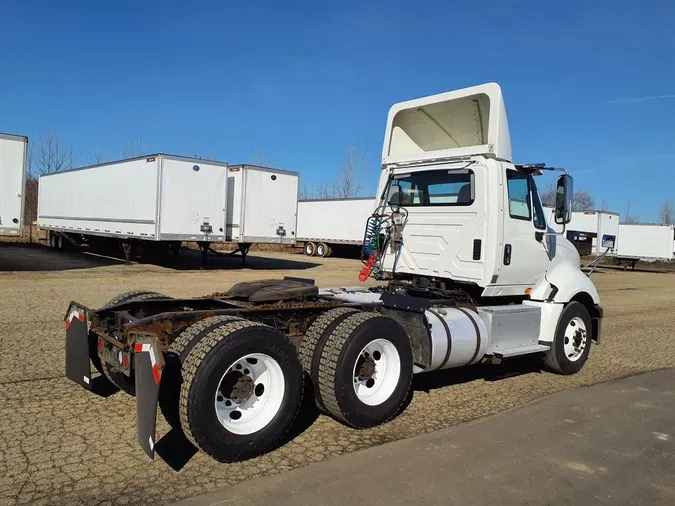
[503,244,512,266]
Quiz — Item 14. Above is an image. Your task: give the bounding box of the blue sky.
[1,0,673,221]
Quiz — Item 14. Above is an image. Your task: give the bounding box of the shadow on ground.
[0,243,122,272]
[0,243,321,272]
[160,248,320,271]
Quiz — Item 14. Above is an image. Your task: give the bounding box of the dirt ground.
[1,243,674,506]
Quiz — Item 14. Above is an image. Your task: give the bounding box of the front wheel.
[544,302,592,375]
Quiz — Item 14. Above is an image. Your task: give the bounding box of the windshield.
[387,169,475,207]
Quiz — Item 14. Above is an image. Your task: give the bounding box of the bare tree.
[623,202,640,224]
[250,149,272,167]
[540,183,594,211]
[333,145,366,199]
[92,147,105,164]
[540,183,556,207]
[571,188,594,211]
[35,132,74,175]
[121,137,145,159]
[298,183,313,200]
[659,199,674,225]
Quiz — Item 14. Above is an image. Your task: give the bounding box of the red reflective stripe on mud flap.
[64,309,84,330]
[152,364,161,384]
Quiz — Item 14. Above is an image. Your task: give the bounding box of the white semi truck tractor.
[64,83,602,463]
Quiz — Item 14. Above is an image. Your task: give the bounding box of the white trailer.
[296,197,376,256]
[226,164,299,246]
[614,223,675,268]
[38,155,298,263]
[544,208,620,256]
[0,133,28,237]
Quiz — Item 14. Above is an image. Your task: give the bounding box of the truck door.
[498,169,549,287]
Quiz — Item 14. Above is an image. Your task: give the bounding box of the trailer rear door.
[0,134,27,236]
[240,167,298,243]
[158,157,227,241]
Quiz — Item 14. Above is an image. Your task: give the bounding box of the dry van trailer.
[38,156,299,263]
[545,208,619,256]
[0,133,28,237]
[296,197,376,257]
[614,223,675,269]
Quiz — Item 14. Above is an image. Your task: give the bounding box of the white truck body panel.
[0,133,28,237]
[38,155,228,242]
[226,165,298,244]
[296,198,377,245]
[615,224,675,261]
[382,82,512,165]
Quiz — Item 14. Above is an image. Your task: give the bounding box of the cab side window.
[506,171,531,221]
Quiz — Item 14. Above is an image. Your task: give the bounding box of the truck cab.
[373,83,601,346]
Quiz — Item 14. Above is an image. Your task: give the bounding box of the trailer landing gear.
[202,242,252,265]
[121,242,134,264]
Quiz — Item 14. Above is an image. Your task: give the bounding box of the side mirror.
[554,174,574,225]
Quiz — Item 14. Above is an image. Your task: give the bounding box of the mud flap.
[134,337,164,459]
[65,303,92,389]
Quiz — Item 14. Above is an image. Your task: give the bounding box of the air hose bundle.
[359,213,384,281]
[359,205,411,282]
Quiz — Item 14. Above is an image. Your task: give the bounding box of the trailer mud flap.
[65,304,92,389]
[134,338,164,459]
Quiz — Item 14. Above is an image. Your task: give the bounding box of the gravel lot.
[1,244,674,505]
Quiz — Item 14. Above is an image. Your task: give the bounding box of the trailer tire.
[317,312,413,428]
[159,315,244,429]
[98,291,171,395]
[50,233,57,249]
[57,234,64,251]
[179,320,304,462]
[299,307,360,412]
[544,302,592,375]
[316,243,330,258]
[304,242,316,256]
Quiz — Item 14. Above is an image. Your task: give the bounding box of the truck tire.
[104,290,168,307]
[99,291,171,395]
[50,233,57,249]
[57,234,64,251]
[299,307,360,412]
[316,243,330,258]
[304,242,316,256]
[159,315,244,429]
[317,312,413,428]
[179,320,304,462]
[544,302,592,375]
